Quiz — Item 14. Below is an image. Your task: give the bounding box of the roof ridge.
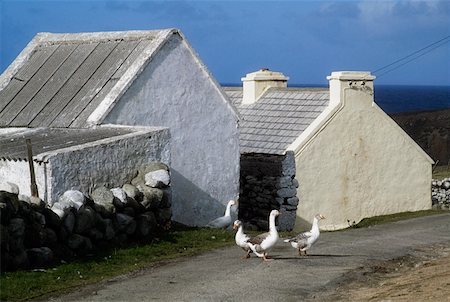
[267,86,328,91]
[35,29,177,43]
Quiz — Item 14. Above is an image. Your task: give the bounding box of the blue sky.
[1,0,449,86]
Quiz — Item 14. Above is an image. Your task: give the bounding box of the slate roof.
[0,127,136,161]
[223,87,329,154]
[0,30,171,128]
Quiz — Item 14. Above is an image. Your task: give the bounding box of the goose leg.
[242,251,251,259]
[263,253,273,261]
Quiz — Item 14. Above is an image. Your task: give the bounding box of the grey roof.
[0,30,171,128]
[223,87,329,154]
[0,127,135,161]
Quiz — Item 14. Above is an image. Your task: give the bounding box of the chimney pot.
[241,69,289,104]
[327,71,376,107]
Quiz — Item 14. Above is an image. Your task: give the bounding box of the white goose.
[233,220,252,259]
[246,209,280,261]
[284,213,325,256]
[206,200,236,228]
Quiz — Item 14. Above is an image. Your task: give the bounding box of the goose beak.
[320,215,326,219]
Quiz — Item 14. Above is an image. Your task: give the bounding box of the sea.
[297,84,450,114]
[374,85,450,114]
[226,84,450,114]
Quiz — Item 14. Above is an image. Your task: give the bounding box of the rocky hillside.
[390,108,450,166]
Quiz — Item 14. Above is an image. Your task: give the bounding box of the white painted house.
[225,69,433,231]
[0,29,240,226]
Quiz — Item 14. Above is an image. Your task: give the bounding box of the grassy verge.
[350,209,447,229]
[433,165,450,179]
[0,226,235,302]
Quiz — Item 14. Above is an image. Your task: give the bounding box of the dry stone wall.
[239,152,298,231]
[0,162,171,272]
[432,178,450,210]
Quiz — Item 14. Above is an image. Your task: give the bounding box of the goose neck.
[269,214,278,233]
[236,225,244,236]
[311,217,319,232]
[224,202,233,217]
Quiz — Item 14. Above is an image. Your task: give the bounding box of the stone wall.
[239,151,298,231]
[0,162,172,272]
[432,178,450,210]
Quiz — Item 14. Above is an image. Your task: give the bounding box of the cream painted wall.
[294,84,432,231]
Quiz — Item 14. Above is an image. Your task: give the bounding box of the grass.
[0,226,235,302]
[433,165,450,180]
[350,209,447,229]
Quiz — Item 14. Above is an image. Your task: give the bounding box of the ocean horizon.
[222,83,450,114]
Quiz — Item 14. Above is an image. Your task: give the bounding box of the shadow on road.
[272,254,364,260]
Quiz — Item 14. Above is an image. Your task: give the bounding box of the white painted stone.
[30,196,44,208]
[50,205,67,219]
[91,186,115,213]
[122,184,139,199]
[0,182,19,194]
[59,190,85,210]
[145,169,170,188]
[111,188,128,205]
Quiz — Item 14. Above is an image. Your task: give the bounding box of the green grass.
[0,226,235,302]
[350,209,446,229]
[433,165,450,180]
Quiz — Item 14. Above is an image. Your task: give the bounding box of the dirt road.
[314,243,450,301]
[50,213,450,302]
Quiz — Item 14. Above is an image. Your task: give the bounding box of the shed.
[0,126,170,203]
[225,69,434,231]
[0,29,240,226]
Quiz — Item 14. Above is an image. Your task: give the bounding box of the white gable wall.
[104,34,240,226]
[294,76,432,231]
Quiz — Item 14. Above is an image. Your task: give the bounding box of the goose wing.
[285,231,311,242]
[295,231,312,240]
[206,215,231,228]
[247,232,269,245]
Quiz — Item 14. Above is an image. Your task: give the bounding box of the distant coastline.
[222,83,450,114]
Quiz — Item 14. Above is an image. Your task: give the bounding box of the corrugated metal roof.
[0,31,161,128]
[223,87,329,154]
[0,127,135,161]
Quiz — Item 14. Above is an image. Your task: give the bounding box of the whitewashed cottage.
[0,29,240,226]
[225,69,433,231]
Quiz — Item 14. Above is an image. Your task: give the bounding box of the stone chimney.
[327,71,376,107]
[241,68,289,104]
